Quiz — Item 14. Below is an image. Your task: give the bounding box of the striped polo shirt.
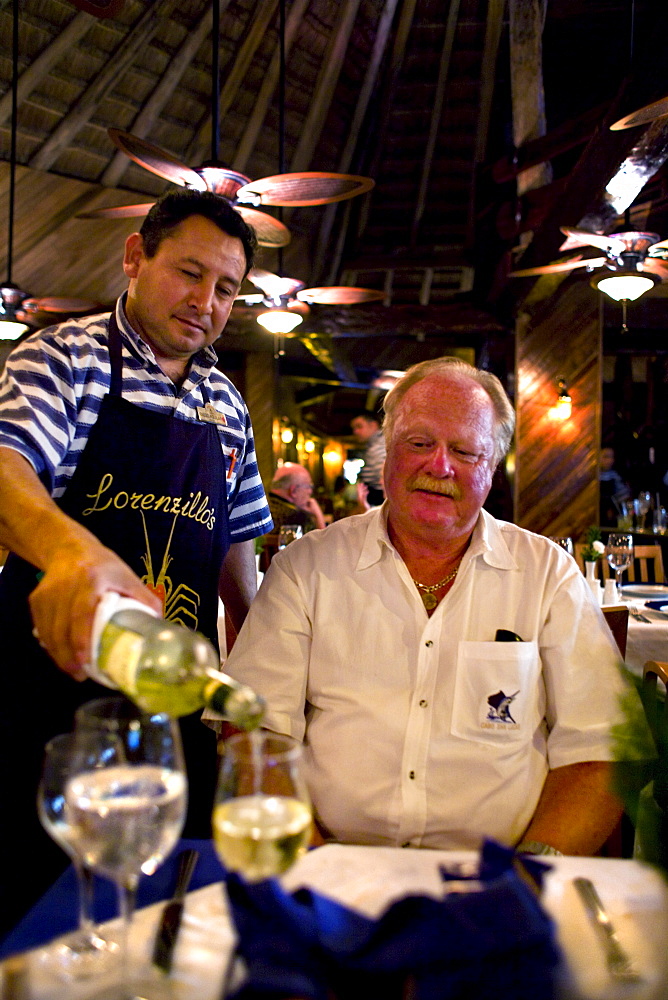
[0,297,272,542]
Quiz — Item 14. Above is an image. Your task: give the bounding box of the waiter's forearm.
[0,447,98,566]
[0,446,160,676]
[219,538,258,633]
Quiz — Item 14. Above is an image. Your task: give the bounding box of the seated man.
[268,462,326,532]
[226,357,632,856]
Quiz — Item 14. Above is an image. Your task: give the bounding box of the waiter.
[0,190,272,936]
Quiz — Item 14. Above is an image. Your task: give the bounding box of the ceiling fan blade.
[559,228,622,254]
[611,95,668,131]
[77,202,155,219]
[296,286,385,305]
[640,258,668,278]
[237,172,375,207]
[648,238,668,253]
[107,128,207,190]
[247,269,304,299]
[509,256,607,277]
[21,297,99,314]
[234,207,290,248]
[234,292,266,306]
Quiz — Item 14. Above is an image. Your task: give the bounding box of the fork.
[629,606,651,623]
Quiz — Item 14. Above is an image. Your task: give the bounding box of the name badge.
[197,403,227,425]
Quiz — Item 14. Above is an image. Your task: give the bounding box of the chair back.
[575,543,664,584]
[642,661,668,758]
[602,606,628,658]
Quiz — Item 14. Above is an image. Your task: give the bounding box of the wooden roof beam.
[288,0,362,175]
[231,0,310,174]
[410,0,461,249]
[101,2,228,187]
[186,1,278,168]
[29,0,178,173]
[0,10,94,127]
[316,0,401,284]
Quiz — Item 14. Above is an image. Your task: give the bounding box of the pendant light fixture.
[1,0,29,340]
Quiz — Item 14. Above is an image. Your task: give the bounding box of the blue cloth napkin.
[224,840,561,1000]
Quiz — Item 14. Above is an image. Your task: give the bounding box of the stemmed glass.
[548,536,574,556]
[213,731,312,882]
[70,696,187,999]
[635,491,652,532]
[37,733,119,979]
[606,533,634,593]
[277,524,303,549]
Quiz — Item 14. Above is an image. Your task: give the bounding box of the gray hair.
[382,356,515,466]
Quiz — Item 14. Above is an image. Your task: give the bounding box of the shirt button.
[419,699,427,707]
[425,640,433,648]
[409,770,415,779]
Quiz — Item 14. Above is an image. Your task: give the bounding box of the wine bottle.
[86,593,265,729]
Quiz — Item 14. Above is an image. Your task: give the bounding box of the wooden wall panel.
[243,353,277,490]
[515,281,601,541]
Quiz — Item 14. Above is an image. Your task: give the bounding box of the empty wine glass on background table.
[277,524,303,549]
[70,696,187,999]
[37,733,119,979]
[213,731,312,882]
[548,536,574,556]
[606,533,634,593]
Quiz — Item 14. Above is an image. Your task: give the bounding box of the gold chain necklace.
[412,565,460,611]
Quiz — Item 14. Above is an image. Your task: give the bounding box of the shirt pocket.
[450,640,541,747]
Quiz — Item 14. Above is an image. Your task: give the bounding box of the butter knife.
[573,877,641,983]
[152,847,200,973]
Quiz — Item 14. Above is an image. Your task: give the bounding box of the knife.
[152,847,200,973]
[573,877,642,983]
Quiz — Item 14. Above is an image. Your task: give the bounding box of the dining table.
[2,839,668,1000]
[613,584,668,676]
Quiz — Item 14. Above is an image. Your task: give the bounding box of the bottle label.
[87,592,160,689]
[99,629,144,694]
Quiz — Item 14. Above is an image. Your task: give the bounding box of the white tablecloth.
[3,844,668,1000]
[620,599,668,676]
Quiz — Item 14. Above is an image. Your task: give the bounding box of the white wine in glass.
[606,533,634,591]
[69,696,187,1000]
[38,733,118,979]
[213,732,312,882]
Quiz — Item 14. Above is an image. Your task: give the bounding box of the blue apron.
[0,313,231,934]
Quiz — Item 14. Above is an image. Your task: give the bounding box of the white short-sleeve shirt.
[224,506,631,849]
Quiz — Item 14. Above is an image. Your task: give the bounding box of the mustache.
[409,474,462,500]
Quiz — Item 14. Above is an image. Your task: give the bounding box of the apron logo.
[140,512,200,629]
[197,403,227,425]
[480,689,520,731]
[82,472,217,531]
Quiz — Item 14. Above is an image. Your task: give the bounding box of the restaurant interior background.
[1,0,668,543]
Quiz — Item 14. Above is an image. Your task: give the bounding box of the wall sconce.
[280,426,294,444]
[304,439,315,453]
[548,379,572,421]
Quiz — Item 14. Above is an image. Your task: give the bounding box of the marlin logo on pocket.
[486,690,519,724]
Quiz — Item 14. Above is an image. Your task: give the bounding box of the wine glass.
[548,536,574,556]
[70,696,187,999]
[277,524,303,549]
[37,733,119,979]
[606,533,634,593]
[212,731,312,882]
[635,491,652,532]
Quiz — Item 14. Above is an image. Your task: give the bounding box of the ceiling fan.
[509,227,668,292]
[233,268,384,334]
[78,2,374,248]
[1,0,98,339]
